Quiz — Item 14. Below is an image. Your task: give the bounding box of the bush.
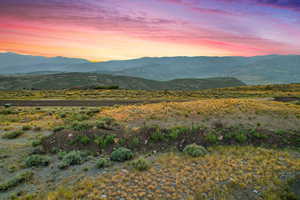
[4,103,12,108]
[22,125,32,131]
[111,147,133,162]
[70,135,91,145]
[70,122,92,131]
[94,135,115,149]
[167,127,187,140]
[86,109,100,116]
[130,157,150,171]
[205,132,219,144]
[58,151,87,169]
[0,171,33,191]
[0,109,16,115]
[252,131,268,139]
[31,139,42,147]
[2,130,24,139]
[96,158,111,168]
[183,144,208,157]
[150,129,165,142]
[233,132,248,143]
[59,113,67,118]
[129,136,140,148]
[53,126,65,132]
[25,155,50,167]
[96,117,116,129]
[70,113,90,121]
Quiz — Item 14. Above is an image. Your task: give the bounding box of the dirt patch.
[42,126,300,154]
[273,96,300,102]
[0,100,188,107]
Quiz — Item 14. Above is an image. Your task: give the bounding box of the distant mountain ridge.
[0,73,245,90]
[0,52,299,85]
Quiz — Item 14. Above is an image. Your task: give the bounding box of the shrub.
[25,155,50,167]
[31,139,42,147]
[59,113,67,118]
[70,135,91,145]
[94,135,115,149]
[118,138,127,146]
[183,144,208,157]
[58,151,87,169]
[2,130,24,139]
[111,147,133,162]
[70,113,90,121]
[86,109,100,116]
[129,136,140,148]
[22,125,32,131]
[275,130,286,135]
[252,131,268,139]
[167,127,187,140]
[96,117,116,129]
[205,132,219,144]
[79,135,90,145]
[150,129,165,142]
[233,132,248,143]
[70,122,92,131]
[130,157,150,171]
[0,109,16,115]
[4,104,12,108]
[96,158,111,168]
[0,171,33,191]
[53,126,65,132]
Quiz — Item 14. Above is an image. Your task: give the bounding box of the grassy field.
[0,84,299,200]
[0,83,299,100]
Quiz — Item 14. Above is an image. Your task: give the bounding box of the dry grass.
[36,146,300,200]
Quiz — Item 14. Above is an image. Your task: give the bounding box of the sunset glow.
[1,0,300,61]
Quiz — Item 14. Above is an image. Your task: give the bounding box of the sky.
[0,0,300,61]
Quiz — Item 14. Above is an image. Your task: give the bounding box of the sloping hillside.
[0,73,245,90]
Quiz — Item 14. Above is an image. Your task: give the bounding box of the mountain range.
[0,73,245,90]
[0,52,299,85]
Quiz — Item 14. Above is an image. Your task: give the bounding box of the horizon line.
[1,50,300,63]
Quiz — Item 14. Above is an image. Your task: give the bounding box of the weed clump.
[183,144,208,157]
[252,131,268,139]
[94,134,115,149]
[70,122,92,131]
[111,147,133,162]
[150,129,165,142]
[53,126,65,132]
[130,157,150,171]
[22,125,32,131]
[58,151,88,169]
[25,155,50,167]
[0,171,33,191]
[233,132,248,143]
[128,136,140,148]
[167,127,187,140]
[96,117,116,130]
[96,158,111,169]
[2,130,24,139]
[205,132,219,144]
[31,139,42,147]
[70,135,91,145]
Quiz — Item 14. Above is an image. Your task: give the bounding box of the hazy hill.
[1,52,299,84]
[0,73,245,90]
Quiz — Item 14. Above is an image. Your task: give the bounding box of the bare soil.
[273,96,300,102]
